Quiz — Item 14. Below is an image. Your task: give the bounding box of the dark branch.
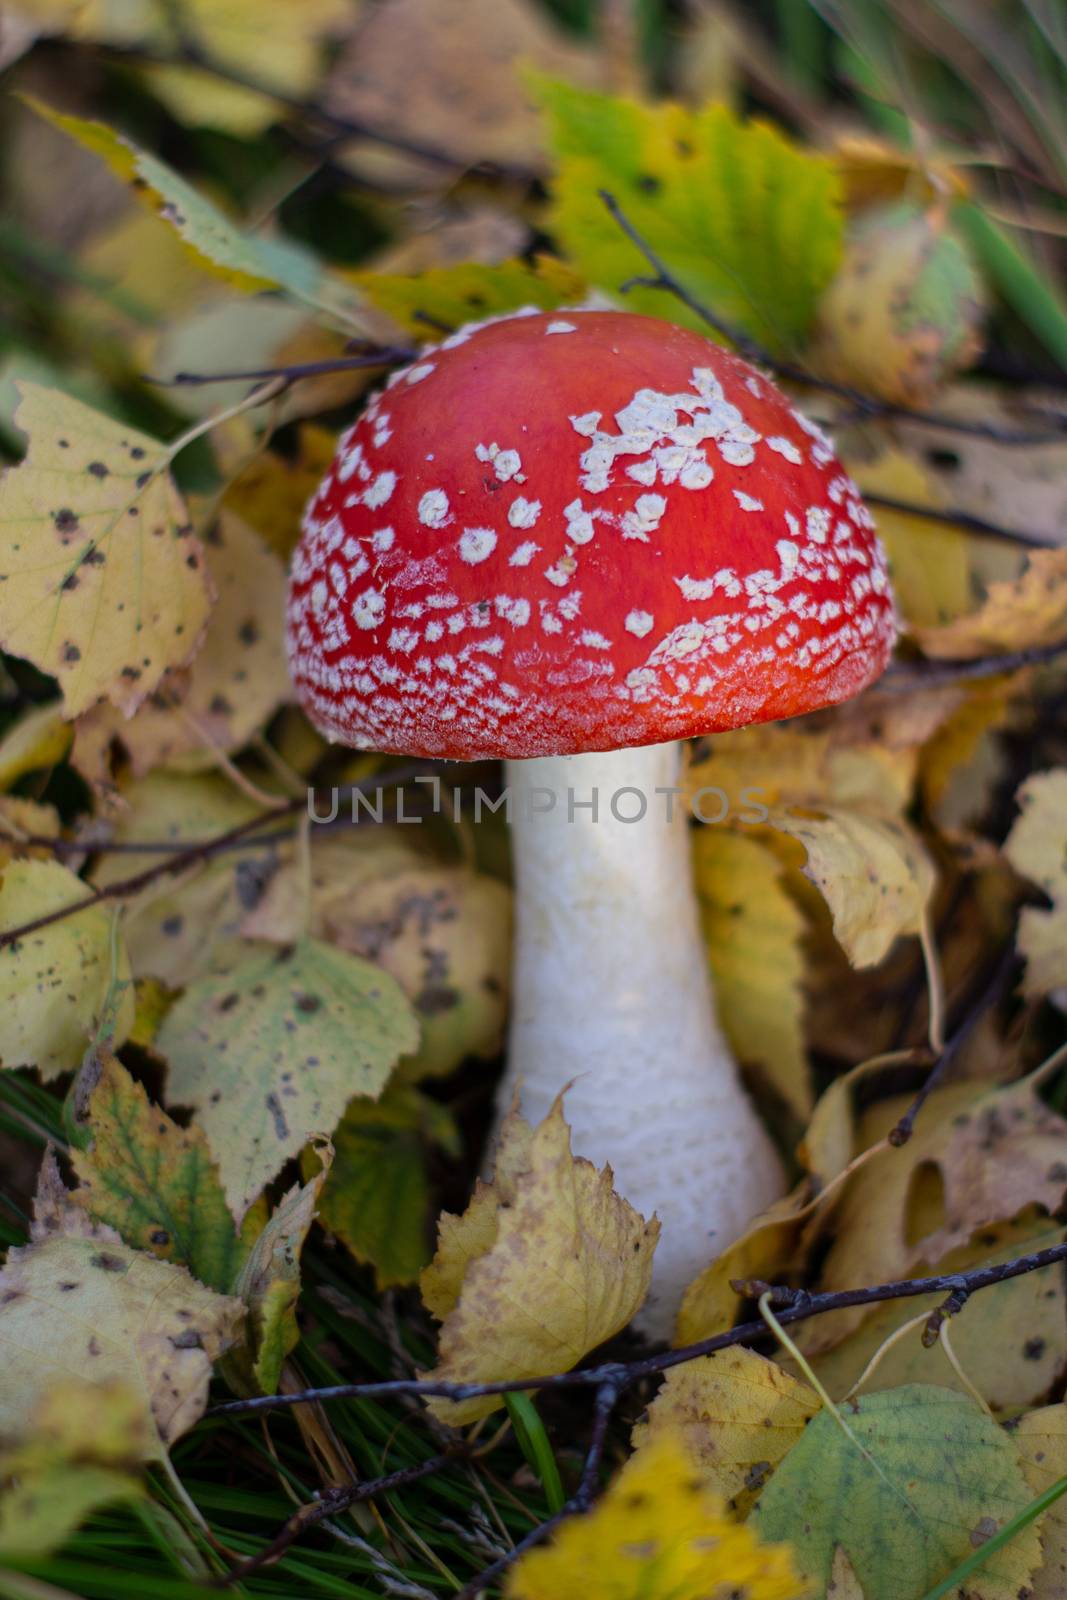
[598,190,1067,449]
[210,1239,1067,1421]
[877,638,1067,690]
[145,348,418,387]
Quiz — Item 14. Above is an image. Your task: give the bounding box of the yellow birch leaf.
[1012,1406,1067,1599]
[632,1347,820,1514]
[420,1100,658,1424]
[769,805,935,969]
[693,829,810,1121]
[849,450,972,631]
[506,1429,805,1600]
[0,384,213,718]
[1004,770,1067,1000]
[0,858,134,1079]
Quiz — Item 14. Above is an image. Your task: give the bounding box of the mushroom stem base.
[496,741,785,1339]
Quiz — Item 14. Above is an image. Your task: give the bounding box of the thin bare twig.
[146,349,418,388]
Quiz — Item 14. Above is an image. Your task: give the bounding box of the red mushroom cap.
[287,310,895,759]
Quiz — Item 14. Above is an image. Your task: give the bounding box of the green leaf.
[159,936,420,1216]
[534,77,844,353]
[752,1384,1042,1600]
[70,1053,241,1293]
[308,1082,457,1288]
[0,860,134,1080]
[0,1463,142,1559]
[354,255,586,340]
[25,99,370,334]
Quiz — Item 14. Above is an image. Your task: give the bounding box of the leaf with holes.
[535,77,843,352]
[1005,770,1067,1003]
[0,859,134,1079]
[159,936,419,1217]
[0,384,214,718]
[752,1385,1041,1600]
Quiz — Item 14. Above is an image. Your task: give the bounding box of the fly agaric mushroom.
[287,309,896,1334]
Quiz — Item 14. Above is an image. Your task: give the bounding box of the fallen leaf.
[769,804,935,969]
[537,77,843,352]
[894,381,1067,550]
[325,0,601,186]
[313,838,513,1079]
[1004,770,1067,1001]
[71,1052,241,1292]
[807,1077,1067,1350]
[308,1083,458,1289]
[1012,1405,1067,1598]
[809,201,985,407]
[75,512,291,774]
[221,425,338,561]
[506,1428,804,1600]
[420,1099,658,1423]
[88,772,270,986]
[0,383,214,718]
[0,701,71,789]
[631,1347,820,1514]
[354,256,585,340]
[916,547,1067,660]
[228,1153,329,1394]
[752,1384,1041,1600]
[159,935,419,1217]
[808,1214,1067,1414]
[28,100,374,333]
[0,1157,243,1460]
[0,859,134,1078]
[137,0,350,135]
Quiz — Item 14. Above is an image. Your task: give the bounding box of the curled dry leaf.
[0,384,213,718]
[506,1428,804,1600]
[0,1156,243,1461]
[420,1099,659,1424]
[0,858,134,1078]
[1004,770,1067,1003]
[159,935,419,1217]
[631,1347,820,1515]
[769,804,936,970]
[752,1385,1041,1600]
[915,546,1067,660]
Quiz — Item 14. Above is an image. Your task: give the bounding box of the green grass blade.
[953,199,1067,370]
[504,1393,566,1515]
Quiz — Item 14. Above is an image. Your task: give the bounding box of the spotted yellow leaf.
[0,383,213,718]
[506,1429,804,1600]
[0,1155,243,1463]
[420,1099,658,1424]
[632,1347,820,1514]
[0,858,134,1079]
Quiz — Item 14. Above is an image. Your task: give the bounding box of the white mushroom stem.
[496,740,785,1339]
